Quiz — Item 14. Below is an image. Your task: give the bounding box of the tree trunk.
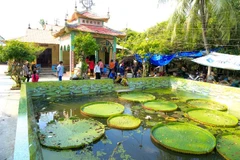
[199,0,211,77]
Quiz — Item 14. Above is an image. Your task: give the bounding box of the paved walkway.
[0,64,70,160]
[0,65,20,160]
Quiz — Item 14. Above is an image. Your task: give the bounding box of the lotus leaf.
[187,109,238,127]
[186,99,227,111]
[216,134,240,160]
[107,114,141,130]
[80,101,124,118]
[151,123,216,154]
[39,119,105,149]
[118,92,155,102]
[143,100,178,112]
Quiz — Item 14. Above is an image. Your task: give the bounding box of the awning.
[192,52,240,70]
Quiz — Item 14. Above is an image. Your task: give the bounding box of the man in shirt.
[108,59,115,78]
[57,61,64,81]
[94,62,101,79]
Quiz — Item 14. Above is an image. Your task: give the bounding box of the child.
[31,71,39,82]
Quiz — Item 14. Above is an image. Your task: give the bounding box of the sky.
[0,0,175,40]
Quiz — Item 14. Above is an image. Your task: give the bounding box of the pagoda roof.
[54,24,126,38]
[17,29,59,44]
[68,10,109,23]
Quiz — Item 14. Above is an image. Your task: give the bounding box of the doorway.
[37,48,52,67]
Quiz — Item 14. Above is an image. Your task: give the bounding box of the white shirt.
[94,65,101,73]
[57,64,64,76]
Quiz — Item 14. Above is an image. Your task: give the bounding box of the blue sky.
[0,0,175,39]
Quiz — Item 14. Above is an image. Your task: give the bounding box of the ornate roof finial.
[75,1,77,11]
[80,0,94,11]
[28,23,31,29]
[107,7,110,18]
[65,13,68,26]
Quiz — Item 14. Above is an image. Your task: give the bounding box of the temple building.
[17,1,125,75]
[53,4,125,73]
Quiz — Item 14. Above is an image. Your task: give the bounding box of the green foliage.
[72,32,99,61]
[118,92,156,102]
[186,99,228,111]
[80,101,125,118]
[39,119,105,149]
[107,114,141,130]
[216,134,240,160]
[151,122,216,154]
[39,19,45,29]
[187,109,239,127]
[143,100,178,112]
[0,40,44,87]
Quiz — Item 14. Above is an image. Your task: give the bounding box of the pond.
[33,88,234,160]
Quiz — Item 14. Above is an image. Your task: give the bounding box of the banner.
[192,52,240,70]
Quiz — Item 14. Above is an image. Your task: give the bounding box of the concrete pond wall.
[14,77,240,160]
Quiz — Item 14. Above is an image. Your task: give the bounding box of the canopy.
[192,52,240,70]
[150,54,176,66]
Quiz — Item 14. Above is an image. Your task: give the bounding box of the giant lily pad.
[216,134,240,160]
[187,109,238,127]
[107,114,141,130]
[143,100,178,112]
[39,119,105,149]
[151,123,216,154]
[80,101,124,118]
[118,92,155,102]
[186,99,227,111]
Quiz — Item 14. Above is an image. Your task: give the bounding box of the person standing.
[108,59,115,78]
[89,59,95,76]
[23,62,31,82]
[98,59,104,75]
[114,59,119,74]
[57,61,64,81]
[94,62,101,79]
[31,71,39,82]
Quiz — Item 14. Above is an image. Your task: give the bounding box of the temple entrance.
[37,48,52,67]
[105,51,110,65]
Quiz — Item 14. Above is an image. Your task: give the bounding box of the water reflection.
[33,89,234,160]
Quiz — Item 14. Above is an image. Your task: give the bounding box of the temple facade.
[17,2,125,74]
[53,5,125,73]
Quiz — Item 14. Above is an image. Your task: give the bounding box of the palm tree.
[159,0,237,76]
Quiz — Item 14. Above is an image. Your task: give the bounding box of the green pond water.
[33,88,239,160]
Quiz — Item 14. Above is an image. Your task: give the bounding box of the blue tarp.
[134,50,205,66]
[149,54,176,66]
[176,51,203,58]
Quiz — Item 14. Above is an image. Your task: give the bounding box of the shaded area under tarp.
[192,52,240,70]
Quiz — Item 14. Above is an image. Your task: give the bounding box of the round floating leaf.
[39,119,105,149]
[216,134,240,160]
[143,100,178,112]
[118,92,155,102]
[151,122,216,154]
[107,114,141,130]
[107,114,141,129]
[186,99,227,111]
[187,109,238,127]
[80,101,124,118]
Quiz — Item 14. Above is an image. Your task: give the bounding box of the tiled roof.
[17,29,60,44]
[67,24,125,38]
[68,10,109,23]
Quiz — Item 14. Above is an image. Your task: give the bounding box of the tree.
[0,40,44,88]
[159,0,238,76]
[39,19,46,29]
[72,32,99,76]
